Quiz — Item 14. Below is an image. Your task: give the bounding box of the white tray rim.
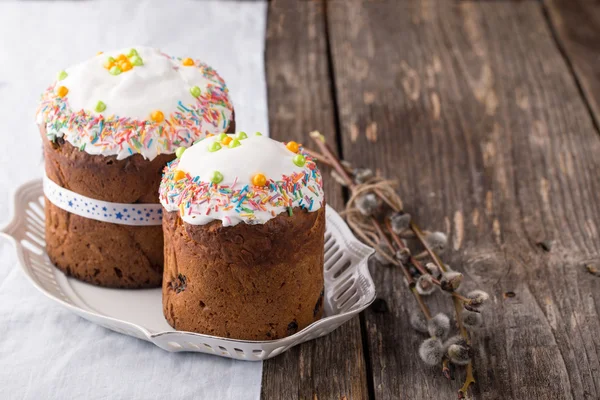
[1,178,376,359]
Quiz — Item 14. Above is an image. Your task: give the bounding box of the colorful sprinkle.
[106,53,143,72]
[130,55,143,66]
[293,154,306,167]
[109,65,122,75]
[221,136,233,146]
[210,171,224,184]
[182,58,194,66]
[94,101,106,113]
[173,170,186,181]
[36,54,234,159]
[286,141,299,153]
[97,51,104,55]
[190,86,201,97]
[228,138,241,148]
[175,146,186,158]
[57,71,68,81]
[255,132,263,136]
[208,142,222,152]
[151,110,165,122]
[119,61,133,72]
[218,133,228,141]
[236,131,248,140]
[56,86,69,97]
[252,173,267,187]
[159,149,323,224]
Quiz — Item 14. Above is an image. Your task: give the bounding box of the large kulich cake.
[36,47,235,288]
[159,133,326,340]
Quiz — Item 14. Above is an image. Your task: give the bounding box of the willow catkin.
[341,177,404,266]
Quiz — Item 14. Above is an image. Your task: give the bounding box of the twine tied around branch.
[341,176,403,266]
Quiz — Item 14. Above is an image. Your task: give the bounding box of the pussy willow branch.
[459,363,475,399]
[303,147,353,173]
[309,132,476,398]
[412,216,475,396]
[315,138,401,267]
[373,218,431,319]
[308,131,431,320]
[385,219,438,281]
[308,131,354,188]
[442,358,452,380]
[308,138,471,298]
[411,222,447,273]
[411,222,470,336]
[309,132,402,213]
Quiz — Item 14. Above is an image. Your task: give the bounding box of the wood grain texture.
[262,1,369,399]
[327,0,600,399]
[544,0,600,129]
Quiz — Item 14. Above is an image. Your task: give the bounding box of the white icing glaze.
[159,134,325,226]
[36,46,233,161]
[178,135,304,185]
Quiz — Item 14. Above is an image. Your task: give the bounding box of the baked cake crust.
[41,118,236,288]
[41,125,171,288]
[37,47,236,288]
[159,134,325,338]
[162,206,325,340]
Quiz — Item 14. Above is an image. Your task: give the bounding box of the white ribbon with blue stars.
[43,175,163,226]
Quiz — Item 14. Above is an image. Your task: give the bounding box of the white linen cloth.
[0,1,268,399]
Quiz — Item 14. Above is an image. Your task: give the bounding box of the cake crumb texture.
[162,206,326,340]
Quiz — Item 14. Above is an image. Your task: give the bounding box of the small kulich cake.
[159,133,326,340]
[36,47,235,288]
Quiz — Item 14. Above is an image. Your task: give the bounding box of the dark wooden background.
[263,0,600,399]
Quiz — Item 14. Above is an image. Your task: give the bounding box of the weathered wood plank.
[544,0,600,129]
[262,1,369,399]
[327,0,600,399]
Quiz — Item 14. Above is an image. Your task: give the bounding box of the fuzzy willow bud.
[424,262,440,278]
[424,231,448,253]
[440,271,463,291]
[389,213,411,234]
[463,310,483,329]
[355,193,381,216]
[444,336,473,366]
[428,313,450,339]
[416,274,437,295]
[410,312,428,334]
[341,160,353,169]
[419,338,444,366]
[330,170,349,187]
[467,290,490,307]
[395,248,411,265]
[353,167,374,184]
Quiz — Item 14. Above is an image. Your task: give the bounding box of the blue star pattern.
[43,176,163,226]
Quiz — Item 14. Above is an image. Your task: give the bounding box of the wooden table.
[262,0,600,399]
